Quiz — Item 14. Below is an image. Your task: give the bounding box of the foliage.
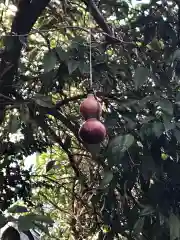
[30,148,74,239]
[1,0,180,239]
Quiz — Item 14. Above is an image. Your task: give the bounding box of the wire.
[89,5,93,89]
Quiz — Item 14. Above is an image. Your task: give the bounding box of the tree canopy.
[1,0,180,239]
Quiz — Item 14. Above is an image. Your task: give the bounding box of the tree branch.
[11,0,51,35]
[0,0,51,96]
[33,114,89,188]
[83,0,112,35]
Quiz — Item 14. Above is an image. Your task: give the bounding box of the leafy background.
[1,0,180,239]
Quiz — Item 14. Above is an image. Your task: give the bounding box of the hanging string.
[89,5,93,90]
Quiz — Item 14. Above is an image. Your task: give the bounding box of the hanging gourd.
[80,94,102,120]
[79,118,106,144]
[78,11,106,145]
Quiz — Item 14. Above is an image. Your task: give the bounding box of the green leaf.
[133,66,149,89]
[108,134,135,154]
[173,129,180,143]
[32,214,54,224]
[9,115,20,133]
[4,36,15,51]
[19,104,30,123]
[46,160,56,173]
[18,214,53,232]
[0,214,7,228]
[104,111,119,130]
[123,116,136,130]
[150,38,163,51]
[101,224,111,233]
[79,62,89,74]
[68,60,80,74]
[99,171,113,189]
[172,49,180,61]
[152,121,164,138]
[0,108,5,124]
[162,115,175,132]
[18,215,35,231]
[141,156,155,180]
[28,48,38,61]
[140,205,155,216]
[40,71,57,90]
[33,94,54,108]
[133,217,145,236]
[34,222,50,235]
[43,50,57,72]
[107,134,134,167]
[169,213,180,240]
[140,123,154,140]
[87,143,101,157]
[8,204,28,213]
[159,99,173,115]
[55,46,67,61]
[71,36,85,49]
[176,92,180,102]
[175,101,180,107]
[64,135,71,150]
